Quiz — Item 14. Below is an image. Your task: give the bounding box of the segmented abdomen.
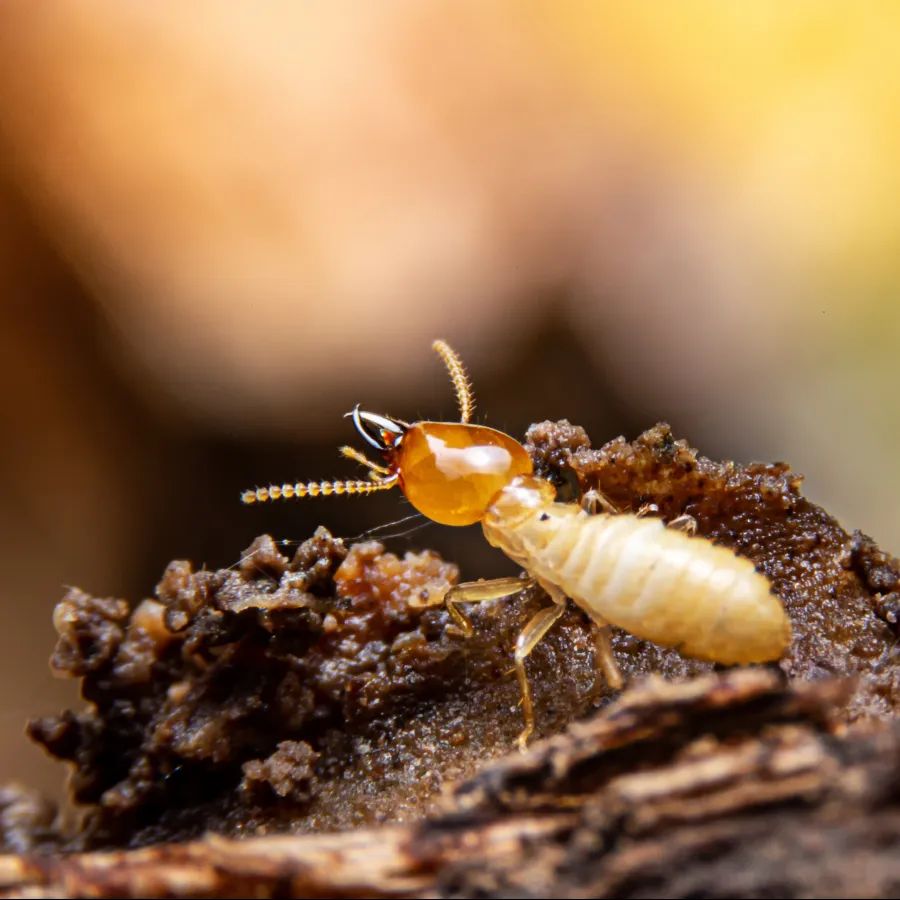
[504,508,791,665]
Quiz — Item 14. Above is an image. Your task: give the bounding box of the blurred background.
[0,3,898,797]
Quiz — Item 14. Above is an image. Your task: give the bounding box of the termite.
[241,340,793,750]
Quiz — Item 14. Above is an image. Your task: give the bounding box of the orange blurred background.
[0,3,898,796]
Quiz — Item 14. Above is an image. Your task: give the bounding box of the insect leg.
[444,577,534,638]
[667,514,698,535]
[590,622,623,691]
[581,488,619,516]
[512,579,568,752]
[635,502,697,535]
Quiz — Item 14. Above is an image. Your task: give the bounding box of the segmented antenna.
[432,339,475,423]
[241,476,398,505]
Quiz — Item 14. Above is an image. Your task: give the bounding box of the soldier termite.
[241,340,793,750]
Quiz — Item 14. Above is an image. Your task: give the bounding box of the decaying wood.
[5,669,900,899]
[9,422,900,898]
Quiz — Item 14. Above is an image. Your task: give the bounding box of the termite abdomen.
[491,501,790,666]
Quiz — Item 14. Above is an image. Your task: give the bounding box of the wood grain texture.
[7,670,900,899]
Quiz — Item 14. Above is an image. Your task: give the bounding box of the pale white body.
[481,478,792,665]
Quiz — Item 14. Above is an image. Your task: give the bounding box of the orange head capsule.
[240,340,534,525]
[354,412,533,526]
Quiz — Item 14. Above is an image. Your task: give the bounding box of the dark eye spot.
[539,513,550,522]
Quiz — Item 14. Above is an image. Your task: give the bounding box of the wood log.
[6,423,900,898]
[5,671,900,898]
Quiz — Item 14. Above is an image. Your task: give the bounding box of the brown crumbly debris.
[14,423,900,869]
[50,591,130,676]
[240,741,318,804]
[838,530,900,629]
